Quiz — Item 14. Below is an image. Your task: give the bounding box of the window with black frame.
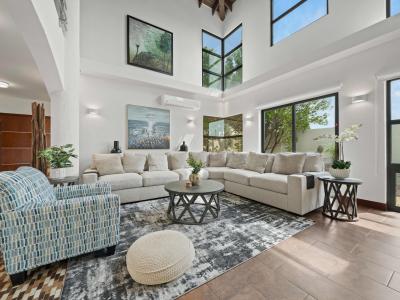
[387,0,400,17]
[271,0,328,45]
[202,25,242,90]
[261,94,338,161]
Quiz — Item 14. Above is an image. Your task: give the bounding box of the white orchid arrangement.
[314,124,362,162]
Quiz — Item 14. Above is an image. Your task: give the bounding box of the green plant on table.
[38,144,78,169]
[187,154,204,175]
[331,160,351,170]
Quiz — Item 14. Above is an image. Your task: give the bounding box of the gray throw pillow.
[226,152,248,169]
[91,153,122,169]
[189,152,209,166]
[303,153,324,172]
[245,152,271,173]
[122,153,147,173]
[208,152,227,167]
[148,153,169,171]
[167,152,189,170]
[271,153,306,175]
[95,156,124,176]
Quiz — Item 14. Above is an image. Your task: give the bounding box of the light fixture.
[351,94,368,104]
[87,108,99,117]
[0,81,10,89]
[187,117,195,126]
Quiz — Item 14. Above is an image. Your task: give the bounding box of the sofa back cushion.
[122,153,147,173]
[167,152,189,170]
[226,152,248,169]
[303,153,324,172]
[91,153,123,169]
[16,167,56,202]
[208,152,227,167]
[95,156,124,176]
[272,153,306,175]
[148,153,169,171]
[0,171,35,213]
[245,152,274,174]
[189,152,208,166]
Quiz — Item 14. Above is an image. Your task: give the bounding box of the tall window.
[271,0,328,45]
[202,25,242,90]
[261,94,338,161]
[203,114,243,152]
[388,0,400,17]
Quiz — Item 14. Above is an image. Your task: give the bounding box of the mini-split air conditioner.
[160,95,201,111]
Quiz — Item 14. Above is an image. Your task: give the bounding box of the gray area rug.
[62,192,314,300]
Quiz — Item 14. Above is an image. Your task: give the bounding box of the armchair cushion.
[54,182,112,200]
[17,167,56,202]
[0,172,35,213]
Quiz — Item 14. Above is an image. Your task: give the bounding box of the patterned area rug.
[0,257,66,300]
[62,193,314,300]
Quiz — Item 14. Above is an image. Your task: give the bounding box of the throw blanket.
[303,173,315,189]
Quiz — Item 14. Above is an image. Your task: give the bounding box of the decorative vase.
[179,141,188,152]
[329,167,350,179]
[111,141,122,153]
[189,173,200,186]
[50,168,67,179]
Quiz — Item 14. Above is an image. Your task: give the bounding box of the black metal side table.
[48,176,79,187]
[319,176,362,222]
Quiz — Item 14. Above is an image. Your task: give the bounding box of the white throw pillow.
[122,153,147,173]
[148,153,169,171]
[189,152,209,166]
[245,152,271,174]
[226,152,248,169]
[271,153,306,175]
[91,153,122,169]
[95,156,124,176]
[208,152,227,167]
[303,153,324,172]
[167,152,189,170]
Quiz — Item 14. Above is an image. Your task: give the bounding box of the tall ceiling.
[0,1,50,101]
[198,0,237,21]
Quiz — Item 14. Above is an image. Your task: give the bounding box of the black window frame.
[270,0,329,46]
[202,24,243,91]
[261,93,339,154]
[387,0,400,17]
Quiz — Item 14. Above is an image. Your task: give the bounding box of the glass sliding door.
[387,79,400,211]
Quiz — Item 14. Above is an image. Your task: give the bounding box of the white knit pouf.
[126,230,195,285]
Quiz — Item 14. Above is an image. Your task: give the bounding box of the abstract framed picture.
[127,15,173,75]
[127,105,170,149]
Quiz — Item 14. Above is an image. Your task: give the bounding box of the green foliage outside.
[187,154,205,174]
[38,144,78,169]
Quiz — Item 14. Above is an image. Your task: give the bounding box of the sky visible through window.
[203,32,221,55]
[391,79,400,120]
[272,0,327,44]
[224,26,242,54]
[391,0,400,16]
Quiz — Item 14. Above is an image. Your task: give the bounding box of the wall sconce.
[351,94,369,104]
[245,115,254,125]
[87,108,99,117]
[187,117,195,126]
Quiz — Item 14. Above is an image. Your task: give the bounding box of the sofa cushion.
[226,152,248,169]
[148,153,169,171]
[189,152,208,165]
[122,153,147,173]
[95,156,124,176]
[142,171,179,187]
[205,167,231,179]
[224,169,260,186]
[99,173,143,190]
[272,153,306,175]
[91,153,122,169]
[173,168,209,181]
[303,153,324,172]
[17,167,56,202]
[208,152,227,167]
[245,152,274,174]
[0,171,35,213]
[167,152,189,170]
[250,173,288,194]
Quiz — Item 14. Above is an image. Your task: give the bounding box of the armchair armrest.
[82,168,99,184]
[54,182,112,200]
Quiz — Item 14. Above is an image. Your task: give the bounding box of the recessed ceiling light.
[0,81,10,89]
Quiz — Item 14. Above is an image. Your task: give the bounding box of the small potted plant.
[39,144,78,178]
[315,124,362,179]
[187,154,204,186]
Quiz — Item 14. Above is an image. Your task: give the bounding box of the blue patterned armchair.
[0,167,120,285]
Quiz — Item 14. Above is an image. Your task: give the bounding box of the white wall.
[0,95,50,116]
[80,0,222,87]
[79,75,223,173]
[223,0,386,81]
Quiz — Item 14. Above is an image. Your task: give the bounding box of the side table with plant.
[187,154,205,186]
[315,124,362,179]
[38,144,78,179]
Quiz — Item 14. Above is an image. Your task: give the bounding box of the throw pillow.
[148,153,169,171]
[122,153,147,173]
[167,152,189,170]
[91,153,122,169]
[245,152,271,173]
[264,154,275,173]
[271,153,306,175]
[226,152,248,169]
[95,156,124,176]
[303,153,324,172]
[208,152,227,167]
[189,152,209,166]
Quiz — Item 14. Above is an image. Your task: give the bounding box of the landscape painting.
[127,15,173,75]
[127,105,170,149]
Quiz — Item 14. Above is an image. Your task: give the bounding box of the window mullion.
[272,0,309,23]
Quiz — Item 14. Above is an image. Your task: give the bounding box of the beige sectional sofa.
[82,151,326,215]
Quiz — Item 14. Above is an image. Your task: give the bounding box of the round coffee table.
[164,180,224,225]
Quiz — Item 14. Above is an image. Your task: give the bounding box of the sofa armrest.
[82,168,99,184]
[54,182,112,200]
[287,174,324,215]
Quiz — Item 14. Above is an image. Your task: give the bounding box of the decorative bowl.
[329,167,350,179]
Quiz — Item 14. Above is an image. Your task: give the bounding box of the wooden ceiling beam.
[218,0,226,21]
[198,0,203,8]
[225,0,233,12]
[212,0,219,15]
[199,0,235,21]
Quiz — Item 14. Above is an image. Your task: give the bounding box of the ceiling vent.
[160,95,201,111]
